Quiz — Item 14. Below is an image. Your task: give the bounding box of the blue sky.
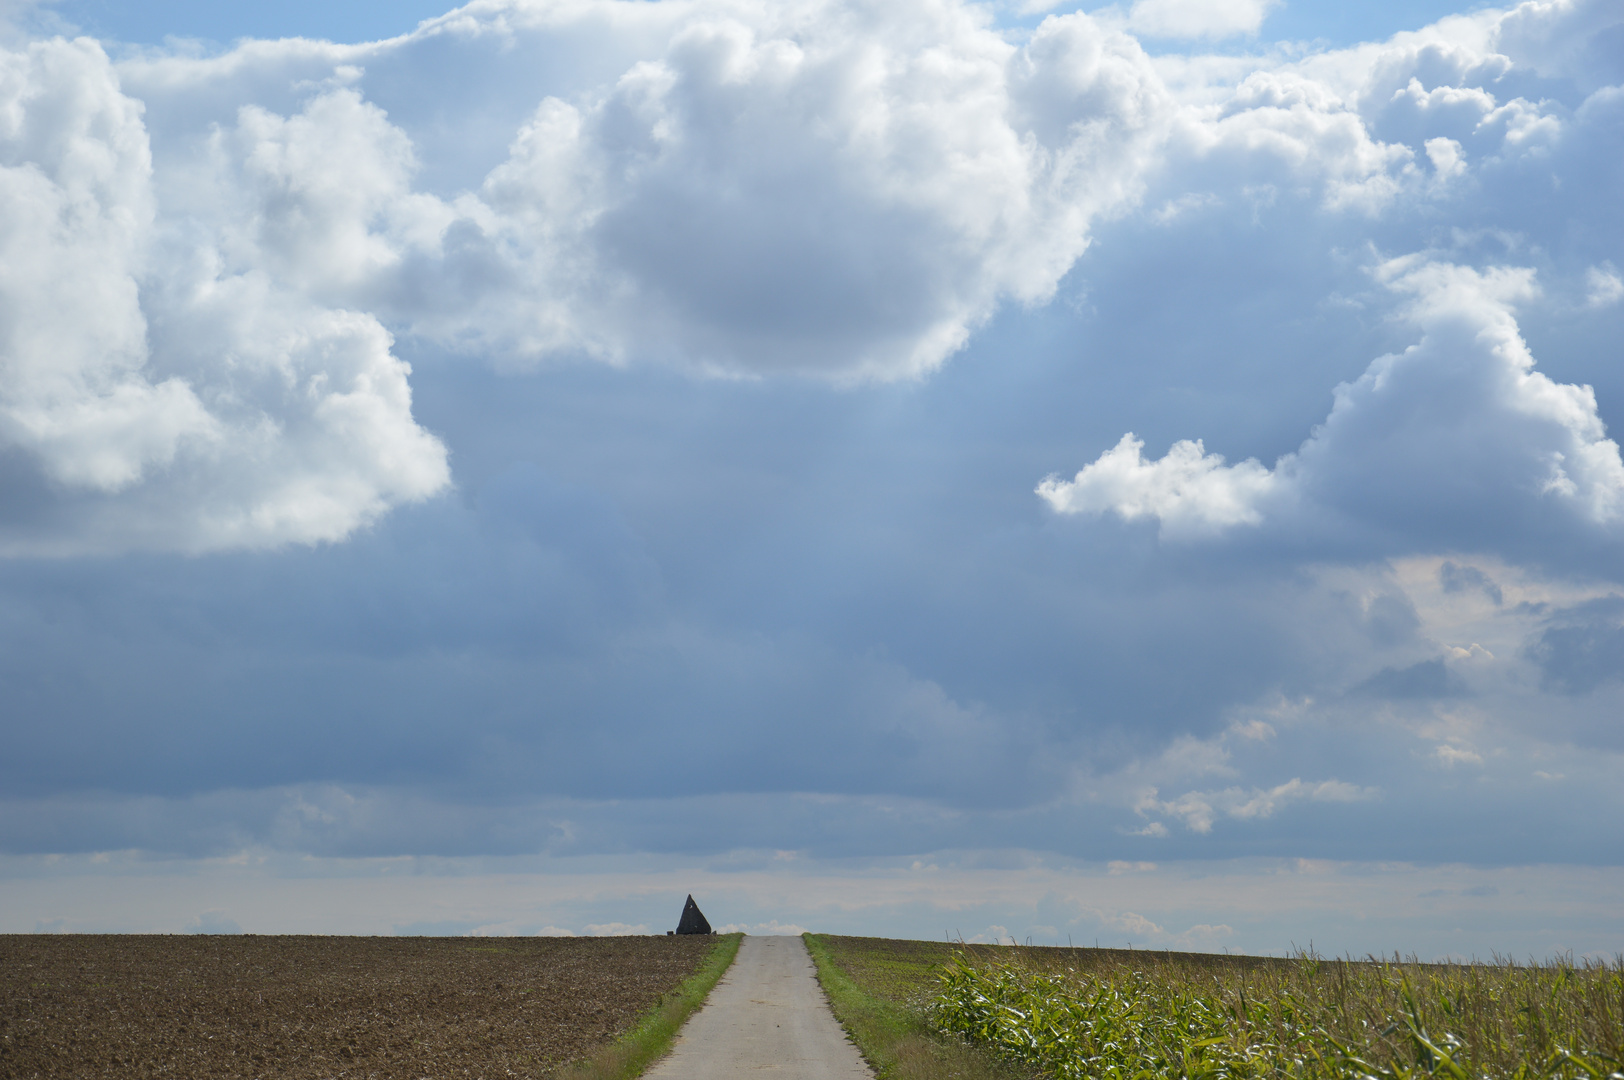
[35,0,1486,50]
[0,0,1620,955]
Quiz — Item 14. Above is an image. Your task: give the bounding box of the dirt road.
[645,935,873,1079]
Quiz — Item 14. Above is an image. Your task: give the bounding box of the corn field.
[930,949,1624,1080]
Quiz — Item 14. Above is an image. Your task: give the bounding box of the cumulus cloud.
[0,38,196,493]
[1042,256,1624,544]
[0,0,1185,551]
[1299,257,1624,532]
[112,0,1173,384]
[1038,434,1275,537]
[3,0,1619,555]
[406,3,1171,379]
[714,920,809,935]
[582,922,651,935]
[1103,910,1164,937]
[0,38,449,555]
[1035,0,1624,551]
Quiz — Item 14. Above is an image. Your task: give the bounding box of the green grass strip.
[804,933,1024,1080]
[556,932,742,1080]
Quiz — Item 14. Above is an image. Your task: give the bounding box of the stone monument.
[673,894,712,935]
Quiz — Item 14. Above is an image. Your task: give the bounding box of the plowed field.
[0,933,717,1079]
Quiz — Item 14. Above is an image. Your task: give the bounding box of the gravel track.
[645,936,872,1080]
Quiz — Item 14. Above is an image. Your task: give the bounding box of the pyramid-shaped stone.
[674,894,712,935]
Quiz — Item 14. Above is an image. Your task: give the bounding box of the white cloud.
[213,87,448,297]
[583,922,651,935]
[1424,136,1466,180]
[0,38,449,555]
[967,923,1013,944]
[1585,263,1623,309]
[1174,922,1234,946]
[713,920,809,934]
[0,38,195,493]
[0,0,1618,558]
[1104,909,1164,936]
[431,3,1172,380]
[118,1,1173,385]
[1038,434,1276,538]
[1305,257,1624,527]
[0,0,1190,553]
[1170,66,1421,214]
[1042,257,1624,542]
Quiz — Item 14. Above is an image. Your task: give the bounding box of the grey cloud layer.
[1,0,1622,881]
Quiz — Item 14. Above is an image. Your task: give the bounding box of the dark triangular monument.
[674,894,712,935]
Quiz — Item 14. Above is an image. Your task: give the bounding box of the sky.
[0,0,1620,958]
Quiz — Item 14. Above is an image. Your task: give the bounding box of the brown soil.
[0,933,717,1080]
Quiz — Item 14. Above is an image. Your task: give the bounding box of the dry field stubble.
[0,933,718,1079]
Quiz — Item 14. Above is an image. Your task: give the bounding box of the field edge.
[555,932,743,1080]
[803,933,1027,1080]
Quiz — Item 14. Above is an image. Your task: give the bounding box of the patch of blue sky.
[32,0,450,46]
[994,0,1500,51]
[43,0,1502,51]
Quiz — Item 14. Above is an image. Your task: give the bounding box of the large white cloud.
[113,0,1175,380]
[365,1,1171,379]
[2,0,1621,555]
[1041,0,1624,547]
[1037,433,1276,537]
[0,38,449,555]
[0,39,191,493]
[1040,256,1624,541]
[0,0,1182,552]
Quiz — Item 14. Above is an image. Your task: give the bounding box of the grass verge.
[555,932,742,1080]
[803,933,1032,1080]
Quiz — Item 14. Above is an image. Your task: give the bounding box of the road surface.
[644,935,875,1079]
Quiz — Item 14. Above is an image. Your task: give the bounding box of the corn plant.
[929,949,1624,1080]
